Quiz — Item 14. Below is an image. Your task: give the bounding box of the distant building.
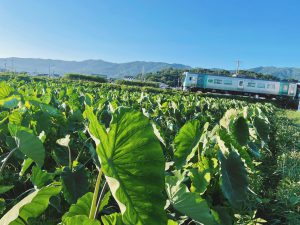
[159,82,169,89]
[124,76,135,81]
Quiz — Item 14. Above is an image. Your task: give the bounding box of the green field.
[285,110,300,125]
[0,75,299,225]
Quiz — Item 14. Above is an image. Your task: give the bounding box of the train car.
[183,72,299,98]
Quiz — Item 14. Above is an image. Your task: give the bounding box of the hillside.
[249,66,300,81]
[0,57,190,78]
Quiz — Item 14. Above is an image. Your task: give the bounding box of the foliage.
[63,73,107,83]
[0,76,296,224]
[115,79,159,88]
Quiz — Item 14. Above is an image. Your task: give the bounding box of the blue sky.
[0,0,299,69]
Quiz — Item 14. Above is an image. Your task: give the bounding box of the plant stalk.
[94,181,108,218]
[89,168,103,219]
[67,146,72,170]
[197,145,201,162]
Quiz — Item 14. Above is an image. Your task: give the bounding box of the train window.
[267,84,275,89]
[247,82,256,87]
[189,77,192,81]
[214,79,222,84]
[257,83,265,88]
[224,80,232,85]
[208,79,213,83]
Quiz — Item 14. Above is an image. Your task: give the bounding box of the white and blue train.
[183,72,300,99]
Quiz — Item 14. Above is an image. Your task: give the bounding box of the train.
[183,72,300,99]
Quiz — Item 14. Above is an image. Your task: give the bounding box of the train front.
[182,72,198,91]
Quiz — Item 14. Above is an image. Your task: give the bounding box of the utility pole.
[236,60,241,75]
[11,58,14,74]
[142,66,145,82]
[48,64,51,78]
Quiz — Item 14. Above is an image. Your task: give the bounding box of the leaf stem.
[89,168,103,219]
[94,181,108,218]
[67,146,72,170]
[197,145,201,162]
[0,147,18,175]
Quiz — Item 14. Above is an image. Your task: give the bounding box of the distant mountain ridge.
[249,66,300,81]
[0,57,190,78]
[0,57,300,81]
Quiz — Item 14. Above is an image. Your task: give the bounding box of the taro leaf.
[8,124,45,167]
[31,166,54,189]
[41,92,52,105]
[57,134,71,147]
[0,111,9,124]
[248,142,261,158]
[9,111,23,125]
[34,111,52,134]
[0,82,12,99]
[61,165,89,204]
[28,100,65,122]
[165,176,216,225]
[0,96,20,109]
[62,215,100,225]
[0,185,14,194]
[85,106,167,225]
[231,117,249,146]
[0,183,61,225]
[211,206,233,225]
[253,117,270,142]
[218,150,248,208]
[174,120,208,168]
[101,213,124,225]
[53,147,69,166]
[62,192,92,220]
[168,220,179,225]
[220,109,238,129]
[189,157,211,194]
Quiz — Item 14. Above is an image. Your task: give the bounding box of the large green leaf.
[219,150,248,208]
[189,157,211,195]
[19,158,34,177]
[31,166,54,189]
[167,220,179,225]
[0,185,14,194]
[174,120,208,168]
[0,82,12,99]
[0,96,20,109]
[253,117,270,142]
[62,215,100,225]
[8,124,45,167]
[0,183,61,225]
[165,176,216,225]
[231,117,249,146]
[62,192,92,220]
[61,165,89,204]
[85,106,167,225]
[102,213,124,225]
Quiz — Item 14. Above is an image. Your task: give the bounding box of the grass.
[285,110,300,125]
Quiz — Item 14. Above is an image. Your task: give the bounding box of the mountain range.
[0,57,299,81]
[248,66,300,81]
[0,57,190,78]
